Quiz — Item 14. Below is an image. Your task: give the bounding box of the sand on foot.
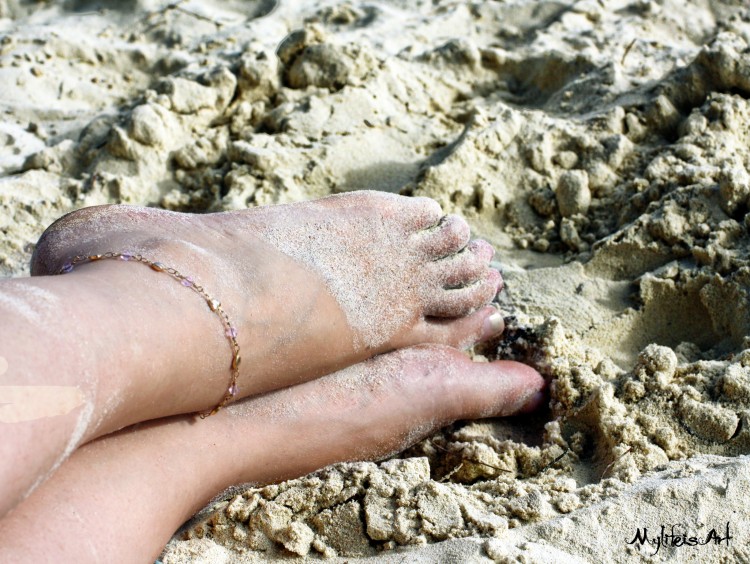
[1,0,750,562]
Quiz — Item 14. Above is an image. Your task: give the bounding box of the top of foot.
[32,191,504,410]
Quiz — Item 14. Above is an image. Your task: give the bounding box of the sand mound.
[2,0,749,562]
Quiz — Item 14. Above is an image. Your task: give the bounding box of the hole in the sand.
[730,418,743,441]
[555,420,611,486]
[577,262,748,368]
[341,160,421,194]
[63,0,139,12]
[620,272,738,360]
[401,407,551,485]
[486,55,600,109]
[483,409,549,448]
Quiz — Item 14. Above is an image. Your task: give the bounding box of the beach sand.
[2,1,750,562]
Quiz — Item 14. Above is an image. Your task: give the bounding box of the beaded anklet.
[56,252,241,418]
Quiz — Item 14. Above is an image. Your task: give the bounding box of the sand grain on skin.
[2,0,750,562]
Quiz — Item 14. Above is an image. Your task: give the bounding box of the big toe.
[353,345,546,458]
[448,357,547,419]
[394,345,546,421]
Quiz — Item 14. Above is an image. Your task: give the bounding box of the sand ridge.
[2,0,750,562]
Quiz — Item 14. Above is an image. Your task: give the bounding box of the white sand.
[2,0,750,562]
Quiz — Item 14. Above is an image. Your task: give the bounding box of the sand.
[2,0,750,562]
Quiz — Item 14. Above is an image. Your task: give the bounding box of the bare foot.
[223,344,546,485]
[31,192,504,407]
[0,345,544,563]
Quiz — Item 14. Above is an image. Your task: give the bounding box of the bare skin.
[0,345,544,564]
[1,191,505,517]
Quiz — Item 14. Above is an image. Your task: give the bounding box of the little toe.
[426,268,502,318]
[432,239,496,289]
[415,214,471,258]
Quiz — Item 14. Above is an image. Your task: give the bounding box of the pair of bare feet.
[0,191,543,561]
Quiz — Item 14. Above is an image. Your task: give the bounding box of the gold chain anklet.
[55,252,241,418]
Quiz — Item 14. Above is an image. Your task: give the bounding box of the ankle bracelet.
[55,251,241,418]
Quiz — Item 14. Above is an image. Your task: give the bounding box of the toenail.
[482,312,504,339]
[519,390,546,413]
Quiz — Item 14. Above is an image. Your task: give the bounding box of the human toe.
[443,356,546,420]
[425,268,502,317]
[406,306,505,350]
[387,345,546,422]
[403,196,444,231]
[414,214,471,258]
[432,239,496,289]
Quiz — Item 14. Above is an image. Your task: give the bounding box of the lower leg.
[0,263,503,518]
[0,267,226,517]
[0,345,544,563]
[1,194,507,517]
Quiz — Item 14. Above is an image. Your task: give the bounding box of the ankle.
[62,259,231,436]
